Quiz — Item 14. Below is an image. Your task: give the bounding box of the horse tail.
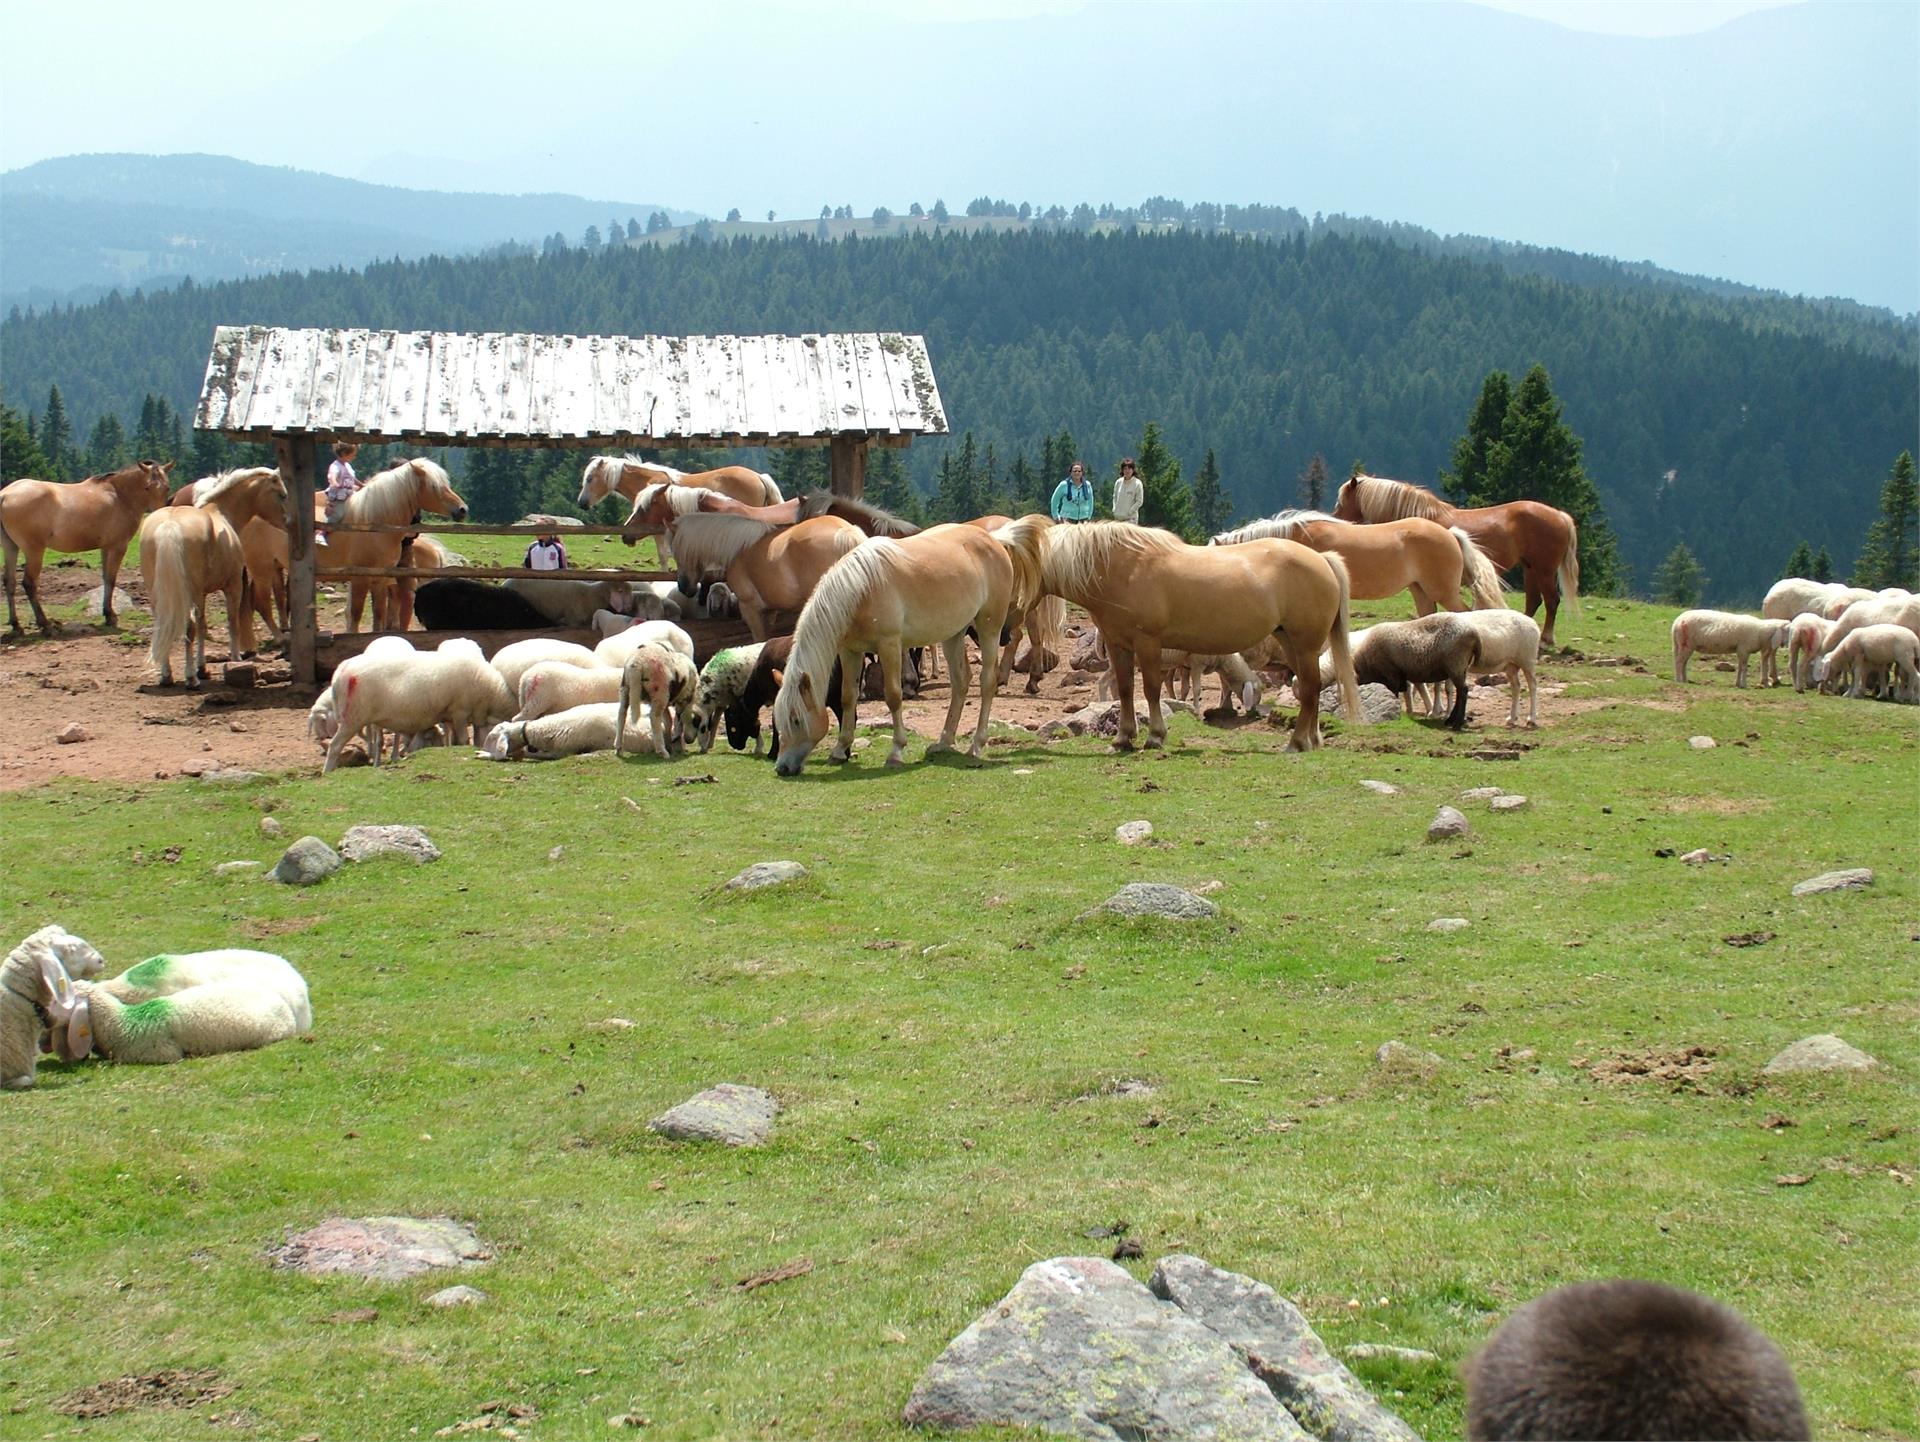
[991,514,1049,616]
[759,471,784,505]
[145,519,193,681]
[1556,513,1582,612]
[1454,528,1508,610]
[1323,552,1360,722]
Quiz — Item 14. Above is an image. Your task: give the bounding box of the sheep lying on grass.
[3,926,106,1090]
[686,644,767,753]
[491,639,598,696]
[595,619,694,670]
[481,703,659,760]
[1820,623,1920,702]
[503,576,633,627]
[1671,610,1789,687]
[44,948,311,1068]
[513,661,624,722]
[323,651,514,773]
[616,644,700,756]
[1787,612,1835,693]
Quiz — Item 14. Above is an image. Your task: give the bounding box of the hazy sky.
[2,1,1911,309]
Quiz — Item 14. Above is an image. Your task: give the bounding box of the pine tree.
[1007,451,1037,516]
[1852,450,1918,589]
[1442,370,1510,503]
[1298,452,1328,510]
[862,447,923,524]
[86,413,128,472]
[1134,422,1193,538]
[1191,447,1232,535]
[1476,363,1622,595]
[189,426,229,482]
[41,384,72,479]
[1652,542,1706,606]
[933,433,983,521]
[1783,540,1816,579]
[1812,546,1835,584]
[0,399,51,482]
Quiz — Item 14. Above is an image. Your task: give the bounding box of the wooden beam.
[275,434,319,685]
[829,434,869,499]
[323,522,642,538]
[317,565,675,582]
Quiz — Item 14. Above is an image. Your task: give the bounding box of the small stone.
[1791,868,1873,897]
[1375,1040,1443,1076]
[1011,767,1035,775]
[548,845,566,861]
[1358,780,1401,795]
[1343,1343,1440,1364]
[649,1083,780,1147]
[1458,786,1504,801]
[426,1285,488,1308]
[1080,882,1219,921]
[1192,879,1225,895]
[260,816,284,838]
[200,766,263,785]
[1489,794,1529,812]
[339,825,440,864]
[1426,806,1470,842]
[1115,820,1154,845]
[1762,1034,1879,1074]
[725,861,808,891]
[267,1216,491,1280]
[214,860,262,876]
[269,836,342,886]
[1688,735,1717,749]
[55,723,90,745]
[1426,917,1470,933]
[223,662,258,689]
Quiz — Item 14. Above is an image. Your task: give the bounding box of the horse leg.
[1,531,20,635]
[930,636,970,753]
[997,614,1020,688]
[21,547,52,634]
[229,578,256,660]
[1282,631,1323,751]
[831,646,862,762]
[1136,638,1168,748]
[187,596,206,689]
[1110,643,1138,750]
[99,543,127,628]
[970,618,1003,758]
[1409,583,1438,617]
[880,644,910,766]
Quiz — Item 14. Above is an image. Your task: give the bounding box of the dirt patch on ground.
[1576,1045,1718,1091]
[1665,796,1774,815]
[55,1369,235,1418]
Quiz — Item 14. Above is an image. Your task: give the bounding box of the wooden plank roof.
[195,326,950,448]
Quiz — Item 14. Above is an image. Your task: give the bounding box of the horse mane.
[1351,474,1450,523]
[194,466,276,507]
[803,490,920,536]
[1211,508,1345,545]
[785,538,903,703]
[351,458,446,526]
[620,455,686,482]
[1040,521,1184,600]
[663,513,776,577]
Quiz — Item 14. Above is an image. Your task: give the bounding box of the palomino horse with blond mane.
[658,512,863,640]
[2,460,173,634]
[314,458,468,631]
[1211,509,1507,614]
[773,517,1050,774]
[619,482,803,545]
[138,467,288,687]
[1332,474,1579,646]
[1037,520,1359,752]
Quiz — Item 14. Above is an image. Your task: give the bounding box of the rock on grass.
[339,824,440,864]
[267,1216,491,1280]
[1080,882,1219,921]
[1426,806,1470,842]
[649,1084,780,1146]
[725,861,808,892]
[269,836,341,886]
[1762,1035,1879,1074]
[1790,868,1873,897]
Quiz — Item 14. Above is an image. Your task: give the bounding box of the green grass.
[2,597,1916,1439]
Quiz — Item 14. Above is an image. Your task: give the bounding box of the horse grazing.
[317,458,468,631]
[1332,474,1579,645]
[667,513,863,640]
[619,482,802,546]
[138,467,289,687]
[2,460,174,634]
[773,518,1047,774]
[1037,520,1358,752]
[1212,509,1506,614]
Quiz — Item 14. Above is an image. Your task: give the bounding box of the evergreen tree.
[0,399,51,481]
[1007,451,1037,516]
[933,432,983,521]
[1784,540,1816,579]
[189,426,229,482]
[1134,422,1193,538]
[862,447,923,524]
[769,445,827,496]
[1442,370,1510,502]
[1852,450,1918,589]
[1476,363,1622,594]
[1652,542,1706,606]
[1298,452,1328,510]
[40,384,72,478]
[132,393,178,460]
[86,413,128,472]
[1812,546,1835,583]
[1191,447,1232,534]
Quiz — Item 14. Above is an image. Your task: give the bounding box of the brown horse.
[665,512,864,640]
[317,458,468,631]
[773,518,1047,774]
[2,461,173,633]
[138,467,288,687]
[241,518,458,638]
[1332,474,1579,645]
[963,512,1066,694]
[579,456,783,568]
[1212,509,1507,613]
[1037,520,1359,752]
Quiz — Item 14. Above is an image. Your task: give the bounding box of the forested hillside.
[3,229,1913,600]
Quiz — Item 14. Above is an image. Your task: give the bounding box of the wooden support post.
[829,434,868,499]
[275,434,319,685]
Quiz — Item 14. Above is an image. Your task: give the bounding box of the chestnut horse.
[138,467,288,687]
[965,512,1066,694]
[798,491,922,538]
[666,512,864,640]
[1332,474,1579,646]
[1211,510,1507,613]
[773,518,1047,774]
[2,461,173,633]
[1037,520,1359,752]
[317,458,468,631]
[241,520,457,639]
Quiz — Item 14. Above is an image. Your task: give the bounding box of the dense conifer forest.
[3,227,1914,600]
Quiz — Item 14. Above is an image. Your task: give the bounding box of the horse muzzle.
[450,505,469,521]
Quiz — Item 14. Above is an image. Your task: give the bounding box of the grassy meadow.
[2,595,1916,1439]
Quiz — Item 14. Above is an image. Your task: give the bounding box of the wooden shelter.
[193,325,949,683]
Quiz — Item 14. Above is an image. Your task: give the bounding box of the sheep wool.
[1671,610,1790,687]
[514,662,624,722]
[687,644,767,753]
[595,620,694,669]
[2,926,107,1090]
[491,639,598,695]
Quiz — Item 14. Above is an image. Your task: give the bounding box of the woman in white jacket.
[1111,457,1144,525]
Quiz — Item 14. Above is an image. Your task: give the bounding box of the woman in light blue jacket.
[1050,461,1094,523]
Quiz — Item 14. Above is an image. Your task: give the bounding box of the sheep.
[514,661,624,721]
[2,926,106,1090]
[1819,586,1882,620]
[1786,611,1835,692]
[705,581,741,619]
[1450,610,1542,728]
[723,635,850,757]
[1761,578,1840,621]
[1820,623,1920,702]
[1670,610,1789,687]
[309,635,423,761]
[491,638,599,695]
[685,643,767,753]
[594,619,694,669]
[503,576,634,627]
[480,702,659,761]
[616,644,700,757]
[322,651,514,774]
[412,578,550,631]
[1818,593,1920,662]
[1317,614,1479,728]
[41,953,311,1068]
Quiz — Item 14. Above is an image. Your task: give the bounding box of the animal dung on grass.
[1426,806,1471,842]
[648,1083,780,1147]
[1761,1034,1879,1075]
[267,1216,492,1280]
[1080,882,1220,921]
[724,860,809,892]
[1790,868,1873,897]
[339,825,441,865]
[268,836,342,886]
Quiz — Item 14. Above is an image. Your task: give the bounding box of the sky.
[2,1,1913,310]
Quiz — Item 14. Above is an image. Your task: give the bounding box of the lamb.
[491,638,599,695]
[1818,593,1920,660]
[594,619,694,669]
[503,576,634,627]
[685,643,767,753]
[1453,610,1542,727]
[1820,623,1920,702]
[2,926,106,1090]
[40,949,312,1068]
[1320,614,1480,728]
[322,651,514,773]
[1786,611,1835,692]
[412,578,549,631]
[480,702,659,760]
[1670,610,1789,687]
[616,644,700,756]
[514,661,624,721]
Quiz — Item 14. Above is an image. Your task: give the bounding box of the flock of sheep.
[1674,578,1920,702]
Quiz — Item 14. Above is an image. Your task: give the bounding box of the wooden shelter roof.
[194,326,949,448]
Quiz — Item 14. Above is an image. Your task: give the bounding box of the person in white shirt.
[524,534,568,571]
[1111,456,1144,525]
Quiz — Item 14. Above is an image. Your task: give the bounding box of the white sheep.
[503,576,634,627]
[1820,586,1882,620]
[616,644,700,757]
[491,638,599,695]
[1670,610,1789,687]
[686,643,766,753]
[323,652,514,774]
[2,926,106,1090]
[480,702,660,760]
[1762,578,1840,621]
[309,635,424,762]
[644,580,692,617]
[595,619,694,669]
[1786,611,1835,692]
[514,661,624,721]
[1819,594,1920,660]
[1450,610,1542,727]
[43,958,311,1068]
[1821,623,1920,702]
[591,607,637,639]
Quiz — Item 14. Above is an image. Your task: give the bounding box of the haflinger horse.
[1332,474,1579,646]
[239,518,458,641]
[969,512,1067,694]
[2,460,173,634]
[619,482,802,547]
[663,512,863,640]
[798,491,922,538]
[1211,509,1507,614]
[138,467,289,687]
[1037,520,1359,752]
[317,458,468,631]
[579,456,783,566]
[773,517,1049,774]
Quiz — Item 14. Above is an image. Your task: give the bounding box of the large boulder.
[1322,684,1402,726]
[1069,630,1110,673]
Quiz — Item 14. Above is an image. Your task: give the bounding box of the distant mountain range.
[0,154,696,310]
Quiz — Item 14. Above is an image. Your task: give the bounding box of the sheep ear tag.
[36,951,73,1009]
[58,994,94,1062]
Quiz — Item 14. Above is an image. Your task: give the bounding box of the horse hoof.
[829,749,852,764]
[926,741,953,755]
[1143,735,1165,750]
[885,751,906,767]
[1109,739,1135,752]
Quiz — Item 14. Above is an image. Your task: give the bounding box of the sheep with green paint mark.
[2,926,106,1089]
[686,643,766,754]
[40,947,311,1069]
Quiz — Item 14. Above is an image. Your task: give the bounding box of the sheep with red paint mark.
[1670,610,1789,687]
[615,643,699,757]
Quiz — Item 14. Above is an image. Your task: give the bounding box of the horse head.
[577,457,617,511]
[1331,476,1364,522]
[246,467,291,525]
[121,460,174,512]
[772,669,828,776]
[412,459,469,521]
